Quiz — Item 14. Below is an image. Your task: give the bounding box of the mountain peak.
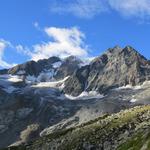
[122,45,138,54]
[106,46,122,54]
[124,45,134,50]
[113,45,122,50]
[107,45,138,54]
[104,45,148,62]
[122,46,148,62]
[64,45,150,96]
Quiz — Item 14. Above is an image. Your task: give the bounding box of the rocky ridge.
[0,56,82,82]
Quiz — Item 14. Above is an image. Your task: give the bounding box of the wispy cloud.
[50,0,108,19]
[108,0,150,20]
[0,27,90,67]
[16,45,32,57]
[30,27,89,61]
[50,0,150,20]
[0,39,15,68]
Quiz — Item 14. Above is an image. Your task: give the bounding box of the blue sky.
[0,0,150,68]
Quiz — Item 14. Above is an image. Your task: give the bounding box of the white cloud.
[50,0,150,20]
[0,27,90,65]
[0,39,14,68]
[16,45,32,56]
[30,27,89,61]
[108,0,150,19]
[50,0,108,19]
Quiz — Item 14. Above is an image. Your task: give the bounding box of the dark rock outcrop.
[0,56,82,81]
[55,56,83,79]
[0,69,8,75]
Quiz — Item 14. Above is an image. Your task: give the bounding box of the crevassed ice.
[25,75,37,84]
[25,70,55,84]
[37,71,55,82]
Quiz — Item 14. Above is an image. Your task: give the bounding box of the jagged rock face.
[64,46,150,96]
[7,56,61,76]
[55,56,83,79]
[64,65,90,96]
[0,56,82,82]
[8,61,42,76]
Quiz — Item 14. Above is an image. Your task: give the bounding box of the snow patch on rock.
[115,80,150,91]
[115,84,142,91]
[0,74,22,93]
[142,81,150,87]
[16,70,26,75]
[7,76,23,83]
[0,74,23,83]
[65,91,104,100]
[79,57,95,67]
[130,99,137,103]
[52,61,62,68]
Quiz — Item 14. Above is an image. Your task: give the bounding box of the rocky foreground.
[3,105,150,150]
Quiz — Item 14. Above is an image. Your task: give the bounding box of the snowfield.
[25,70,55,84]
[0,74,23,83]
[31,76,69,89]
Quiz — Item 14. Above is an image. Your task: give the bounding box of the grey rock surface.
[64,46,150,96]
